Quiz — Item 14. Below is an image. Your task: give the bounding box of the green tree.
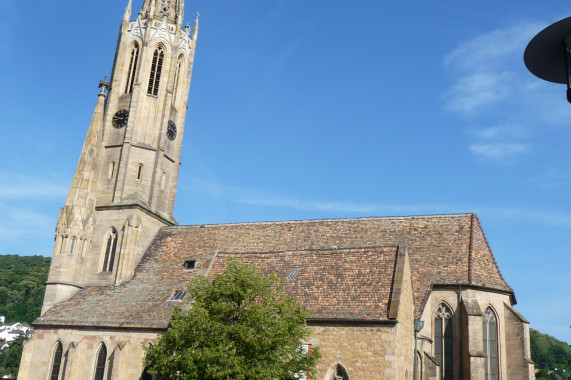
[144,259,320,379]
[0,335,28,377]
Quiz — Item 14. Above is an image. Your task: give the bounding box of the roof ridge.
[167,213,476,229]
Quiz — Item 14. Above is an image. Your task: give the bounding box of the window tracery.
[102,229,118,272]
[93,344,107,380]
[147,46,165,96]
[125,42,140,94]
[483,307,499,380]
[434,303,453,380]
[49,342,63,380]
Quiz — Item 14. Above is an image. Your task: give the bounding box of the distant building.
[0,322,32,343]
[18,1,534,379]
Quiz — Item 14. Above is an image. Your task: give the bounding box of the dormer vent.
[183,260,196,271]
[169,290,187,301]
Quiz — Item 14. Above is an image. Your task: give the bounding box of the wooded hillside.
[0,255,51,324]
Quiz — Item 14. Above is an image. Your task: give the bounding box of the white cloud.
[184,177,571,228]
[443,19,571,162]
[0,171,68,200]
[445,72,512,114]
[470,143,529,160]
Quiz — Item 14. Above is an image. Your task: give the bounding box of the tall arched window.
[172,55,184,103]
[147,46,165,96]
[329,364,350,380]
[69,237,76,255]
[49,342,63,380]
[102,229,118,272]
[125,42,140,94]
[483,307,499,380]
[434,303,453,380]
[93,344,107,380]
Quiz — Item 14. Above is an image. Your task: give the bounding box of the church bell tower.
[42,0,198,313]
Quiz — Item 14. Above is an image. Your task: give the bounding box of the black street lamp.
[525,17,571,103]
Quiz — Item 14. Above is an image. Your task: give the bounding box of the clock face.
[112,109,129,129]
[167,120,177,141]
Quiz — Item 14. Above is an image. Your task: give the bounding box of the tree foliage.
[0,335,28,377]
[531,328,571,379]
[144,259,320,379]
[0,255,50,324]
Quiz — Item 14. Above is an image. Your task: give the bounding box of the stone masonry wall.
[310,324,397,380]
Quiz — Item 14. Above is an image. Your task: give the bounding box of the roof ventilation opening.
[184,260,196,271]
[169,290,188,301]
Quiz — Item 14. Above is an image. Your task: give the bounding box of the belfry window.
[434,303,453,380]
[483,307,499,380]
[49,342,63,380]
[125,42,140,94]
[172,55,184,103]
[102,228,118,272]
[93,344,107,380]
[147,46,165,96]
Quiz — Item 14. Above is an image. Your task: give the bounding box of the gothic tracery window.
[93,344,107,380]
[49,342,63,380]
[147,46,165,96]
[102,229,118,272]
[483,307,499,380]
[434,303,453,380]
[125,42,140,94]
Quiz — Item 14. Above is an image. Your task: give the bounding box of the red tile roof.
[36,214,512,329]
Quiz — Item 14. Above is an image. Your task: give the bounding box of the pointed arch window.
[329,364,350,380]
[137,164,144,181]
[434,303,453,380]
[172,55,184,103]
[93,344,107,380]
[483,307,499,380]
[147,46,165,96]
[69,237,76,255]
[125,42,140,94]
[102,229,118,272]
[49,342,63,380]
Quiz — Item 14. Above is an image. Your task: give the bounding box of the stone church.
[18,1,534,379]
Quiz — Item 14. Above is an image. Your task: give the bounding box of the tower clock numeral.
[112,109,129,129]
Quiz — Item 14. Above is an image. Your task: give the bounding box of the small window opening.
[108,161,115,179]
[69,237,76,255]
[169,290,188,301]
[137,164,143,181]
[147,46,165,96]
[161,172,166,190]
[183,260,196,270]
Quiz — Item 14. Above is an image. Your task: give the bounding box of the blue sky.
[0,1,570,343]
